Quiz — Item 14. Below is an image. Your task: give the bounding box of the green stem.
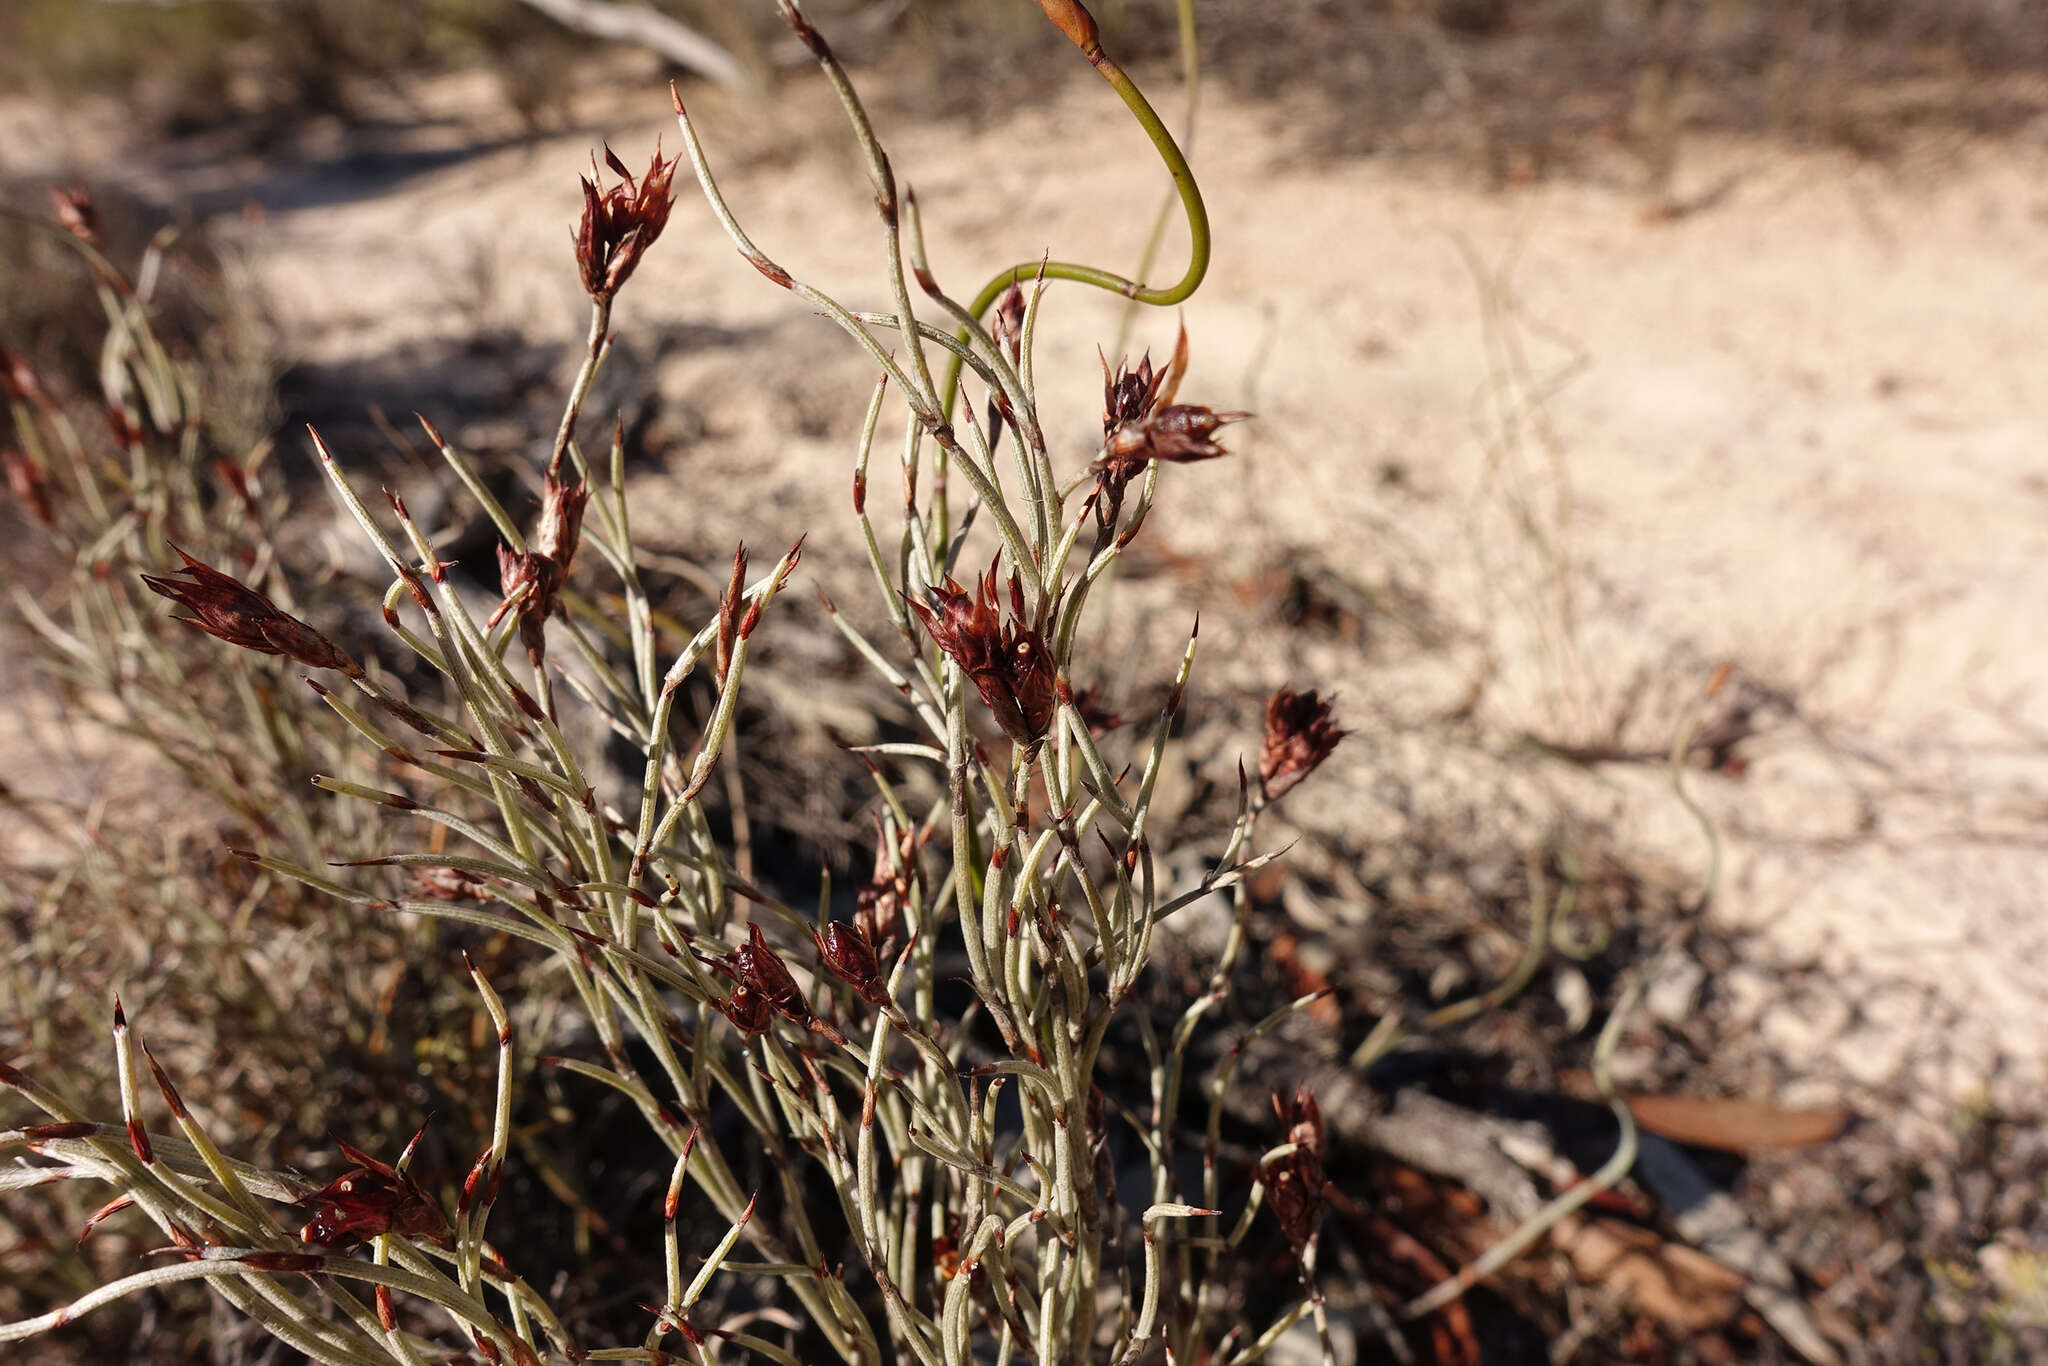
[936,29,1210,424]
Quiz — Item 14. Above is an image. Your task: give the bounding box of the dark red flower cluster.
[1263,1086,1326,1250]
[298,1136,446,1249]
[142,544,356,675]
[1089,325,1248,536]
[1259,688,1346,802]
[910,561,1057,748]
[574,145,680,301]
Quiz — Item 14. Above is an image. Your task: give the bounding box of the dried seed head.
[574,144,680,300]
[909,560,1057,747]
[1258,688,1346,802]
[1263,1086,1326,1249]
[141,544,356,674]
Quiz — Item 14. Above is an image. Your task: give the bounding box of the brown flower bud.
[813,920,890,1008]
[909,560,1057,748]
[574,144,680,301]
[1262,1086,1325,1250]
[1259,688,1346,802]
[141,544,356,674]
[532,470,587,570]
[1033,0,1102,54]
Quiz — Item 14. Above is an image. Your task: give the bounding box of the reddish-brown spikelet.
[574,144,680,300]
[717,544,749,683]
[855,817,922,955]
[78,1195,137,1247]
[491,471,588,662]
[909,559,1057,747]
[1263,1086,1326,1249]
[992,283,1027,365]
[532,471,588,571]
[407,865,492,902]
[814,920,890,1008]
[141,544,356,674]
[1258,688,1346,802]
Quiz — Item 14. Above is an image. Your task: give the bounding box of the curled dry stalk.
[4,4,1375,1364]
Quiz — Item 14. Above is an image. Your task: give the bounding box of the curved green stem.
[1115,0,1202,358]
[937,23,1210,424]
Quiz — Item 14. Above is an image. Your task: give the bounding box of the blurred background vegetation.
[3,1,2043,159]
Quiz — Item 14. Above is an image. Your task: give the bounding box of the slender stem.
[937,29,1210,423]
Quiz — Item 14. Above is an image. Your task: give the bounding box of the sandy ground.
[8,56,2048,1143]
